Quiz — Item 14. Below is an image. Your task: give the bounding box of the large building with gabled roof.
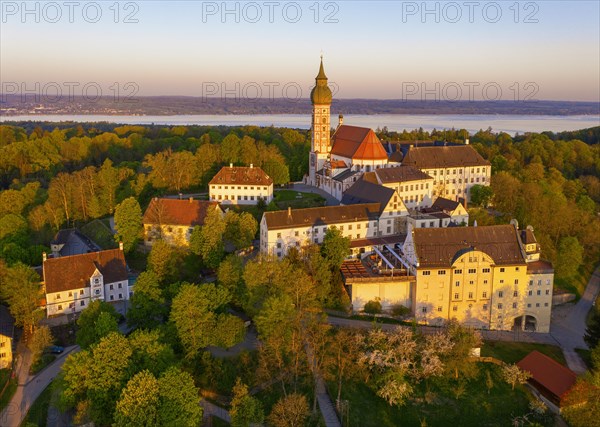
[305,58,490,205]
[401,223,554,332]
[209,164,273,205]
[143,197,223,246]
[42,247,130,316]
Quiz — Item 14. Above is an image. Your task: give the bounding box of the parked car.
[45,345,65,354]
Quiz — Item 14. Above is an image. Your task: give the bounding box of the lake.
[1,114,598,136]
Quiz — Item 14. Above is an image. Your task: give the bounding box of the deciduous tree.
[114,197,143,253]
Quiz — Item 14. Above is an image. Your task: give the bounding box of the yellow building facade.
[403,224,553,332]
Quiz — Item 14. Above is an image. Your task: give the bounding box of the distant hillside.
[1,95,599,116]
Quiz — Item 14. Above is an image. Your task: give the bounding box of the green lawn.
[575,348,592,370]
[22,382,53,427]
[0,369,17,413]
[481,341,566,365]
[80,219,118,250]
[555,261,596,299]
[273,190,325,209]
[330,364,550,427]
[30,354,56,375]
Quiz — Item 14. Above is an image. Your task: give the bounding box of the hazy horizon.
[2,1,599,102]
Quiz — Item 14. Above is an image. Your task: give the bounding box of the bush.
[364,299,382,315]
[391,304,410,317]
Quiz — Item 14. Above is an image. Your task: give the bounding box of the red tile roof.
[517,351,576,401]
[402,145,490,169]
[331,125,388,161]
[374,165,433,183]
[43,249,127,293]
[330,160,348,169]
[143,198,221,227]
[264,203,381,230]
[412,224,525,268]
[209,166,272,186]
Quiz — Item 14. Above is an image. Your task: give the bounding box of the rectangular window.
[544,303,549,307]
[483,304,488,311]
[110,284,114,290]
[80,300,85,306]
[537,290,541,296]
[514,279,519,285]
[454,269,462,274]
[110,295,114,301]
[498,291,503,298]
[438,270,446,275]
[454,293,459,299]
[529,280,534,286]
[482,268,490,273]
[119,293,123,299]
[453,306,458,312]
[513,291,518,297]
[536,303,540,307]
[118,283,122,289]
[512,302,517,309]
[545,290,550,295]
[468,269,476,274]
[455,281,460,287]
[500,268,505,273]
[468,292,473,299]
[482,291,487,298]
[498,303,503,309]
[422,307,427,313]
[528,290,533,296]
[422,271,431,276]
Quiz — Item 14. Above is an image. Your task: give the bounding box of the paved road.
[0,346,78,427]
[201,400,231,424]
[550,266,600,373]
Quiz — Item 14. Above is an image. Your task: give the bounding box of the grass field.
[273,190,325,209]
[0,369,17,413]
[22,382,53,427]
[481,340,566,365]
[329,363,547,427]
[80,219,117,250]
[555,262,596,299]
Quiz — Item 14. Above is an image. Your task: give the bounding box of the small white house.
[209,164,274,205]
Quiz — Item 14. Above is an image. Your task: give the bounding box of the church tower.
[309,57,333,186]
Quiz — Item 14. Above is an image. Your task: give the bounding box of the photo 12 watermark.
[402,81,539,101]
[200,1,340,24]
[200,80,339,101]
[1,1,140,24]
[401,1,540,24]
[1,81,140,103]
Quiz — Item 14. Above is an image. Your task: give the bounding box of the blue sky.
[1,1,599,101]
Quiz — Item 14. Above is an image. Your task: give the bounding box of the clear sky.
[1,1,599,101]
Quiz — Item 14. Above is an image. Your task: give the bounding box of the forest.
[1,122,600,426]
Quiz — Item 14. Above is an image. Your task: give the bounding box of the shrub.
[364,299,382,315]
[391,304,410,317]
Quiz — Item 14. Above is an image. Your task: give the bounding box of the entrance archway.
[513,315,537,332]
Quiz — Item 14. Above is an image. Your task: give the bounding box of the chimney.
[288,206,292,217]
[465,138,470,145]
[179,193,183,200]
[339,114,344,127]
[230,163,233,168]
[189,197,193,203]
[250,163,253,169]
[119,241,124,251]
[42,252,47,262]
